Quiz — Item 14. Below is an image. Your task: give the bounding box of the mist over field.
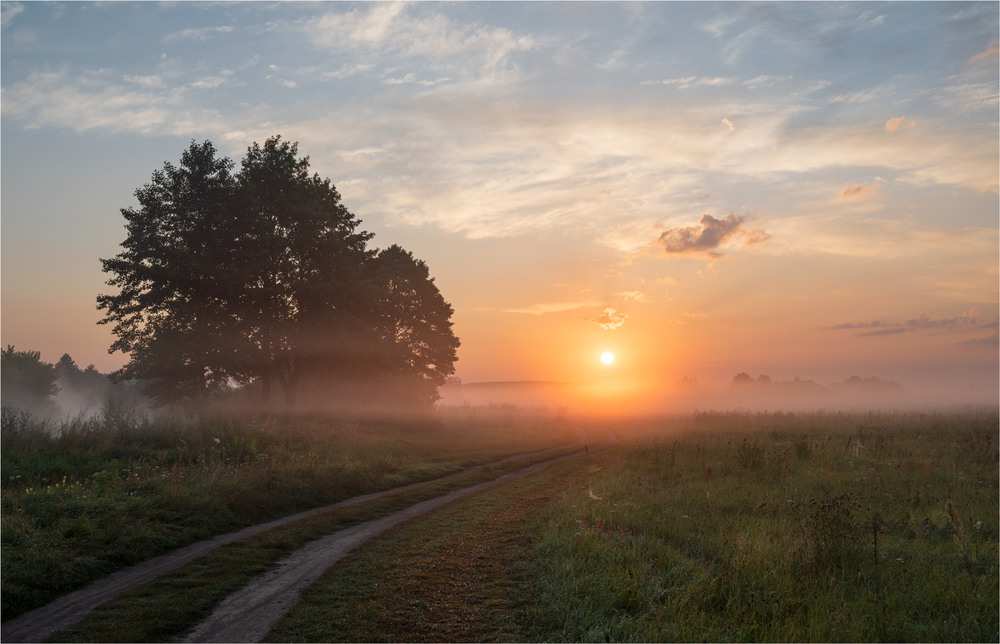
[440,368,998,417]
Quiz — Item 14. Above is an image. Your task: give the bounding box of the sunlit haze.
[2,2,997,413]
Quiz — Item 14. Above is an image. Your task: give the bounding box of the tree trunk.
[276,359,300,411]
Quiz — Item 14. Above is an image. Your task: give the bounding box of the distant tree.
[55,354,111,407]
[98,136,458,409]
[1,346,58,415]
[731,372,754,386]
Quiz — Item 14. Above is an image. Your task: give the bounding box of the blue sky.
[2,1,997,404]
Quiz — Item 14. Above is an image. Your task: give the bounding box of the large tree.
[98,136,458,409]
[98,140,242,403]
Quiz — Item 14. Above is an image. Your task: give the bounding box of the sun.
[601,351,614,365]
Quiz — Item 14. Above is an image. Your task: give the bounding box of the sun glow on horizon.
[601,351,615,365]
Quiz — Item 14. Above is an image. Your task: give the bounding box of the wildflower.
[213,437,221,444]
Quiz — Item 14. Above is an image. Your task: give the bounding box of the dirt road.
[180,450,584,642]
[1,445,582,643]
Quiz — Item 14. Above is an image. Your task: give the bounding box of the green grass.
[5,407,997,642]
[261,409,997,643]
[47,450,576,643]
[1,405,582,619]
[523,409,999,642]
[266,456,599,643]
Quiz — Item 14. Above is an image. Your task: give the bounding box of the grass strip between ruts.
[265,452,609,642]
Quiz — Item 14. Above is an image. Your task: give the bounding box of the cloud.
[839,183,879,199]
[656,213,770,258]
[124,74,164,88]
[831,321,885,330]
[163,25,234,43]
[616,290,646,302]
[192,71,233,89]
[586,306,628,330]
[907,309,979,328]
[494,301,599,316]
[831,309,984,337]
[969,41,999,62]
[642,76,733,89]
[721,118,735,132]
[641,75,789,90]
[305,3,536,83]
[856,328,912,337]
[959,331,999,348]
[885,115,915,133]
[1,2,23,28]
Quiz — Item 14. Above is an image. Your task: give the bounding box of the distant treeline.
[729,372,903,393]
[0,346,141,419]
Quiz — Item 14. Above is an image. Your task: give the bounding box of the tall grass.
[524,409,999,642]
[1,402,580,619]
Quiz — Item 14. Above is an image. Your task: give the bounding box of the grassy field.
[0,403,584,619]
[3,406,997,642]
[521,409,999,641]
[270,408,998,642]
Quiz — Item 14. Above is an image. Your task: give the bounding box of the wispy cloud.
[1,1,24,28]
[969,41,999,63]
[491,301,599,316]
[163,25,234,43]
[617,290,646,302]
[304,3,536,84]
[641,75,789,90]
[831,309,984,337]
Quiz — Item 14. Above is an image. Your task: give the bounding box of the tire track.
[1,444,580,643]
[181,449,587,643]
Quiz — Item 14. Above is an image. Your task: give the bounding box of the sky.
[2,1,998,409]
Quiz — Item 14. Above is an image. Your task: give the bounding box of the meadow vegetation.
[523,409,999,642]
[268,408,998,643]
[3,405,996,642]
[0,402,580,619]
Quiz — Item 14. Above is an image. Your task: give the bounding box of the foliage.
[1,345,59,417]
[97,136,459,408]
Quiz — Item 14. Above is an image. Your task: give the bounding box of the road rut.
[1,444,580,643]
[181,450,585,642]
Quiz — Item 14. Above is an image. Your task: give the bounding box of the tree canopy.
[98,136,459,409]
[1,346,59,416]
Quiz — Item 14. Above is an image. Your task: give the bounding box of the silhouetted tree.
[55,354,111,408]
[98,139,239,404]
[370,245,461,406]
[1,346,58,415]
[98,136,458,409]
[232,136,376,408]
